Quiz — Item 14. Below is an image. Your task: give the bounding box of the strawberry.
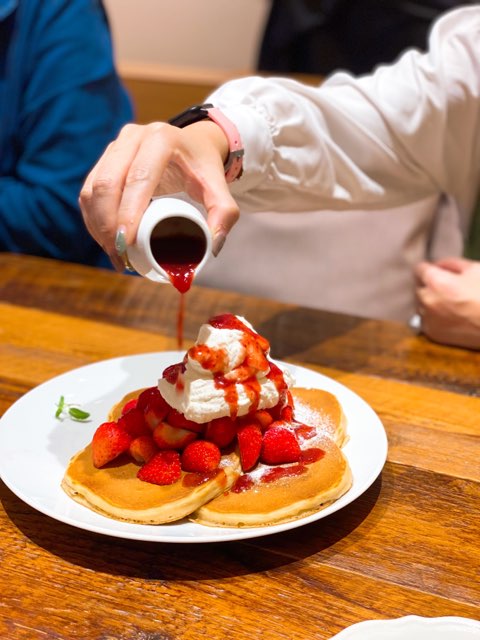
[162,362,185,384]
[137,450,181,485]
[261,425,301,465]
[280,391,294,421]
[280,404,294,421]
[136,386,162,411]
[181,440,221,473]
[205,416,237,448]
[91,421,132,468]
[152,421,197,450]
[121,398,138,415]
[144,393,170,430]
[253,410,274,431]
[269,390,291,420]
[237,423,262,472]
[129,434,158,463]
[167,408,205,434]
[268,401,283,421]
[118,407,150,438]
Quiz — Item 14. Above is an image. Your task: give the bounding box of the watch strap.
[204,106,244,182]
[169,104,244,182]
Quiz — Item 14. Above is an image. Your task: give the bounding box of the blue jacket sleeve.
[0,0,133,266]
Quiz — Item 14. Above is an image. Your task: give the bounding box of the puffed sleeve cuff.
[208,80,275,195]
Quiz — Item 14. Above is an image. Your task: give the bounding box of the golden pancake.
[62,386,350,527]
[291,388,347,447]
[62,388,241,524]
[62,446,240,524]
[191,434,352,528]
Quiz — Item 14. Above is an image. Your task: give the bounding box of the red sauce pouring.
[150,230,207,348]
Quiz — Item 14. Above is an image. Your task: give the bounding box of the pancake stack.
[62,314,352,527]
[62,385,351,526]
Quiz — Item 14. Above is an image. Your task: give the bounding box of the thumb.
[434,256,470,274]
[201,173,240,256]
[421,263,460,295]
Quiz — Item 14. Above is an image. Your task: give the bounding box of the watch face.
[168,104,214,128]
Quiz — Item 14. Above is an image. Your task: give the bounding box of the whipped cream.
[158,315,294,423]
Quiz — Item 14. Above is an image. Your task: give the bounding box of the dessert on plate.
[62,314,352,527]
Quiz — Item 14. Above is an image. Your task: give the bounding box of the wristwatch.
[168,103,244,183]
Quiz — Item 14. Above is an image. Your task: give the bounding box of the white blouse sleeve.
[208,6,480,214]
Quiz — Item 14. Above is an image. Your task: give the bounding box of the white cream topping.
[158,316,294,423]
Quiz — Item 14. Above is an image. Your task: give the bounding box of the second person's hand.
[79,119,240,270]
[415,257,480,350]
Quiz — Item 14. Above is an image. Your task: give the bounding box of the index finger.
[79,124,145,257]
[116,123,177,246]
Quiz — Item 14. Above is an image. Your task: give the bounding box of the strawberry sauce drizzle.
[266,361,288,393]
[182,469,222,487]
[150,233,207,348]
[176,294,185,349]
[188,344,229,373]
[188,314,286,419]
[261,464,306,483]
[213,373,240,419]
[230,447,325,493]
[300,447,325,464]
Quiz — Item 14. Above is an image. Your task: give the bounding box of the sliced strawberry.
[118,407,150,438]
[237,423,262,472]
[280,405,294,421]
[137,450,181,485]
[144,394,170,430]
[152,421,197,450]
[268,390,291,420]
[121,398,138,415]
[136,386,162,411]
[91,421,132,468]
[261,425,301,465]
[253,410,274,431]
[268,401,282,421]
[181,440,221,473]
[129,434,158,463]
[280,391,294,421]
[162,362,186,384]
[205,416,237,448]
[167,408,205,434]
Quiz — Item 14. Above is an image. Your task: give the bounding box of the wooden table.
[0,253,479,640]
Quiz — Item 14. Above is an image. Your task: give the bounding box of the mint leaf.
[68,407,91,421]
[55,396,90,421]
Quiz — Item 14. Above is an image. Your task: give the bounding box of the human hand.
[79,120,240,270]
[415,257,480,350]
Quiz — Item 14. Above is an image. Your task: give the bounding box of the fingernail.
[212,230,227,257]
[114,225,136,272]
[115,225,127,255]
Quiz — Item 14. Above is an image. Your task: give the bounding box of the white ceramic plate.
[0,352,387,543]
[330,615,480,639]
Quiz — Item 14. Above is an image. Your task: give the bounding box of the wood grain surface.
[0,254,479,640]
